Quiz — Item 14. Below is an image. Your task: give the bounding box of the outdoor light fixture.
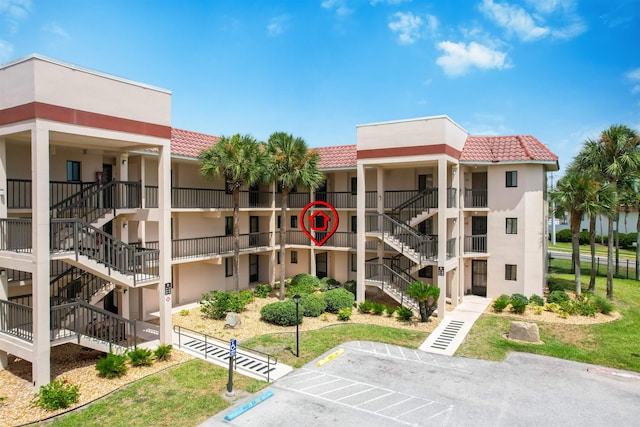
[293,294,301,357]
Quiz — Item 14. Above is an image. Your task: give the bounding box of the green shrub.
[555,229,572,243]
[358,301,374,314]
[200,290,250,320]
[619,232,638,249]
[324,288,355,313]
[260,301,303,326]
[385,306,396,316]
[548,290,570,305]
[179,309,190,316]
[127,348,154,367]
[95,352,127,378]
[509,293,529,314]
[319,277,341,291]
[371,303,386,315]
[590,293,613,314]
[529,294,545,307]
[287,274,320,296]
[337,307,352,321]
[492,294,510,312]
[154,344,173,361]
[396,306,413,321]
[569,294,597,317]
[300,293,327,317]
[32,378,80,411]
[343,280,357,299]
[254,284,273,298]
[579,230,590,245]
[548,279,566,293]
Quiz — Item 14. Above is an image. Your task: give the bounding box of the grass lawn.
[549,241,636,258]
[457,259,640,372]
[43,324,428,426]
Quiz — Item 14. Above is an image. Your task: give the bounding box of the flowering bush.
[32,378,80,411]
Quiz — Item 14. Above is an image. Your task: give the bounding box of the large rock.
[508,321,540,343]
[224,312,242,329]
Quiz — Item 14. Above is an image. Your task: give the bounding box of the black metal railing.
[464,189,488,208]
[365,213,437,261]
[447,188,457,208]
[0,299,33,342]
[7,179,97,210]
[447,238,456,259]
[50,300,137,352]
[171,232,272,260]
[464,235,487,253]
[0,218,32,252]
[145,185,158,208]
[390,188,438,224]
[364,262,418,311]
[173,325,277,382]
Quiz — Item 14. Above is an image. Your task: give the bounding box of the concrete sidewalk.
[419,295,491,356]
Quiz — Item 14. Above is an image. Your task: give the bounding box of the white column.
[157,144,172,344]
[269,182,276,286]
[0,138,6,369]
[32,125,50,387]
[376,167,385,261]
[356,163,366,303]
[436,158,447,318]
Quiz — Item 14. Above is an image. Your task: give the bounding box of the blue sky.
[1,0,639,173]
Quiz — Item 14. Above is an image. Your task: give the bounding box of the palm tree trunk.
[571,213,581,295]
[233,188,240,293]
[615,216,620,275]
[279,190,288,300]
[588,213,596,292]
[607,214,614,299]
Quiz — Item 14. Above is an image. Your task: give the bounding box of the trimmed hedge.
[300,294,327,317]
[287,274,320,296]
[260,301,303,326]
[548,290,570,305]
[324,288,355,313]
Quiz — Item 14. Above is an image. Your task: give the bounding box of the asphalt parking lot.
[202,341,640,427]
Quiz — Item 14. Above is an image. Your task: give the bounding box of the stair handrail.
[50,181,102,216]
[50,218,160,285]
[173,325,277,382]
[364,261,418,310]
[366,213,435,261]
[50,299,137,352]
[392,187,436,212]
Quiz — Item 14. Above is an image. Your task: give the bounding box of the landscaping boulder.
[224,312,242,329]
[508,321,540,343]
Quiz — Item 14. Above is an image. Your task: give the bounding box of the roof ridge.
[517,135,534,160]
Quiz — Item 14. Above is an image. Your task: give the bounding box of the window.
[291,251,298,264]
[505,264,517,281]
[225,258,233,277]
[291,215,298,228]
[351,177,357,195]
[350,253,357,272]
[351,216,357,233]
[506,171,518,187]
[506,218,518,234]
[277,252,280,265]
[225,217,233,236]
[419,265,433,278]
[67,161,81,182]
[277,215,281,229]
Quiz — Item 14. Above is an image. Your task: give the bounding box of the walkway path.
[419,295,491,356]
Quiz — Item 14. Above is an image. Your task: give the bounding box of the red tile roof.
[169,128,557,166]
[314,145,357,169]
[461,135,558,163]
[170,128,218,158]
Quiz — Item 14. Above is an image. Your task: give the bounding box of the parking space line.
[299,377,343,391]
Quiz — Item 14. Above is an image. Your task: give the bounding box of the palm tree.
[406,281,440,322]
[265,132,324,300]
[576,125,640,299]
[619,179,640,281]
[200,134,266,293]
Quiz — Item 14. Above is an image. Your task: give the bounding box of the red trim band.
[357,144,461,160]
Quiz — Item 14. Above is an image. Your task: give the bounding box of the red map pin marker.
[300,201,339,246]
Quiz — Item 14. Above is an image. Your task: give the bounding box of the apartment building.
[0,54,558,387]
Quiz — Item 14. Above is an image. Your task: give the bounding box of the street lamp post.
[293,294,301,357]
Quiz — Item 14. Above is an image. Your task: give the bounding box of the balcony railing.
[464,189,488,208]
[464,235,487,253]
[365,213,437,261]
[446,237,456,259]
[0,299,33,342]
[7,179,97,210]
[447,188,457,208]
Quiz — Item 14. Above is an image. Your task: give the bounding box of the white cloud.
[388,11,422,44]
[0,0,32,19]
[43,22,69,40]
[321,0,353,17]
[436,40,508,77]
[632,85,640,95]
[627,68,640,81]
[370,0,412,5]
[0,39,14,63]
[480,0,549,41]
[425,14,439,37]
[267,15,289,36]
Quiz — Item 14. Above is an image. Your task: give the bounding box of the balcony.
[446,238,456,259]
[464,189,488,208]
[464,235,487,254]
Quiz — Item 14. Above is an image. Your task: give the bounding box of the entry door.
[249,183,259,207]
[249,216,259,246]
[418,174,433,191]
[471,172,488,206]
[471,260,487,297]
[316,180,327,202]
[249,254,259,282]
[316,252,328,279]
